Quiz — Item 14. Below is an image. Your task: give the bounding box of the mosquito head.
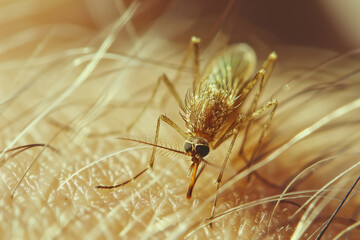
[182,136,209,199]
[184,136,210,158]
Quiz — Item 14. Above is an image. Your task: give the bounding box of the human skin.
[1,1,360,239]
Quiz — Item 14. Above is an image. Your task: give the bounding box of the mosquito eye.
[184,142,192,153]
[196,145,209,157]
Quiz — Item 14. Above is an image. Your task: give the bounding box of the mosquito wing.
[194,43,257,101]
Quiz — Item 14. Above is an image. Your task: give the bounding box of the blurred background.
[0,0,360,239]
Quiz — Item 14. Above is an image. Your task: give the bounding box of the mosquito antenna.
[120,137,220,169]
[118,137,188,156]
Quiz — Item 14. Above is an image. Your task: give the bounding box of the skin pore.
[1,0,360,239]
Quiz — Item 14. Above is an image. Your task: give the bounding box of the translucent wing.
[194,43,257,99]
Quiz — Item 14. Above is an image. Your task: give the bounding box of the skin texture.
[1,0,360,239]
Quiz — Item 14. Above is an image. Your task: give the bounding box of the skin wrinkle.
[1,1,360,240]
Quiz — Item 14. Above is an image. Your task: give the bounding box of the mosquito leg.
[245,99,278,180]
[127,37,201,132]
[251,52,277,111]
[126,73,182,132]
[239,52,277,157]
[209,128,239,226]
[149,114,188,168]
[211,66,268,154]
[238,69,266,158]
[171,36,201,89]
[97,114,188,189]
[205,114,246,226]
[212,114,244,150]
[207,99,277,223]
[191,36,201,84]
[98,37,201,187]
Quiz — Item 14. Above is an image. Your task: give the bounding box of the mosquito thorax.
[184,136,210,157]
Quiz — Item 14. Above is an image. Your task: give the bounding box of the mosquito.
[96,36,278,222]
